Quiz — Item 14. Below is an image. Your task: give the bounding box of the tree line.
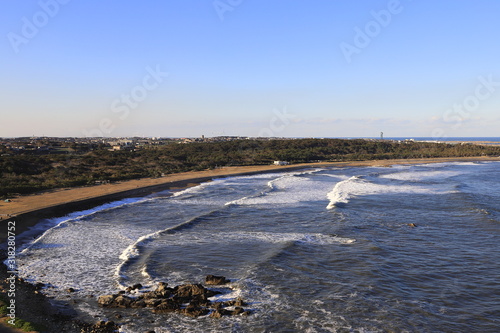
[1,139,499,197]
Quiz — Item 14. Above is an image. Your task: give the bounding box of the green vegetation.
[1,139,499,198]
[0,299,45,332]
[7,317,42,332]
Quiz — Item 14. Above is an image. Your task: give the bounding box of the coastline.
[1,156,499,244]
[0,155,499,332]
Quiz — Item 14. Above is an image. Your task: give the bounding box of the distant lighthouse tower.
[380,132,384,140]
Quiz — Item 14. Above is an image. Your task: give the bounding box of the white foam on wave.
[326,176,359,209]
[118,171,325,286]
[16,220,142,296]
[242,231,355,245]
[417,161,480,168]
[171,171,298,199]
[326,175,455,209]
[18,197,146,254]
[224,195,254,206]
[171,175,277,207]
[230,173,343,206]
[116,229,356,295]
[224,173,298,206]
[171,178,227,197]
[139,231,355,247]
[114,227,167,288]
[267,169,324,189]
[379,170,463,181]
[172,169,328,207]
[14,197,168,297]
[114,206,228,288]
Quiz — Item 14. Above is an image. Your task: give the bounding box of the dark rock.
[154,282,172,297]
[211,301,224,310]
[142,282,172,298]
[95,279,244,319]
[209,309,231,318]
[232,307,244,315]
[222,300,235,307]
[205,274,230,285]
[408,223,417,227]
[97,295,116,307]
[125,283,143,293]
[234,297,246,306]
[114,295,133,308]
[152,299,180,314]
[144,298,162,308]
[188,293,210,306]
[182,304,209,317]
[174,284,207,298]
[210,309,223,318]
[67,287,75,292]
[130,299,146,308]
[206,289,222,297]
[88,320,120,332]
[155,282,168,290]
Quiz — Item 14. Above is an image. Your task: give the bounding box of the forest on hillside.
[1,139,499,197]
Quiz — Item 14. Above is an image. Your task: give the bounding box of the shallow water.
[16,162,500,332]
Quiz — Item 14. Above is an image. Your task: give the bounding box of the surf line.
[326,176,362,209]
[114,205,235,288]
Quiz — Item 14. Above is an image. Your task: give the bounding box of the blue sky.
[1,0,499,138]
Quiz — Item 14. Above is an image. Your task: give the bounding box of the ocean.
[16,161,500,332]
[343,137,500,142]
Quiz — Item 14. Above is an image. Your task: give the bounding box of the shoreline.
[0,155,499,332]
[1,156,499,244]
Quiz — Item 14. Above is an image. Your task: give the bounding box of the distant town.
[2,136,498,156]
[0,136,285,155]
[1,136,499,198]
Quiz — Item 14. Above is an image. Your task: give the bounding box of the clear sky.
[1,0,499,138]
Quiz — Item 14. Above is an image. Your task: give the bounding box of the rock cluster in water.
[97,275,250,318]
[80,320,121,333]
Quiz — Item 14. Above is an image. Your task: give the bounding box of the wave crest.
[326,176,361,209]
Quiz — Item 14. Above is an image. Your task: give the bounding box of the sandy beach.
[0,155,499,333]
[1,156,499,242]
[0,157,500,239]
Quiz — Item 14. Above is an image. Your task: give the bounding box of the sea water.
[15,162,500,332]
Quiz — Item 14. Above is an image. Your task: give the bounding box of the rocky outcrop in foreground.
[98,275,250,318]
